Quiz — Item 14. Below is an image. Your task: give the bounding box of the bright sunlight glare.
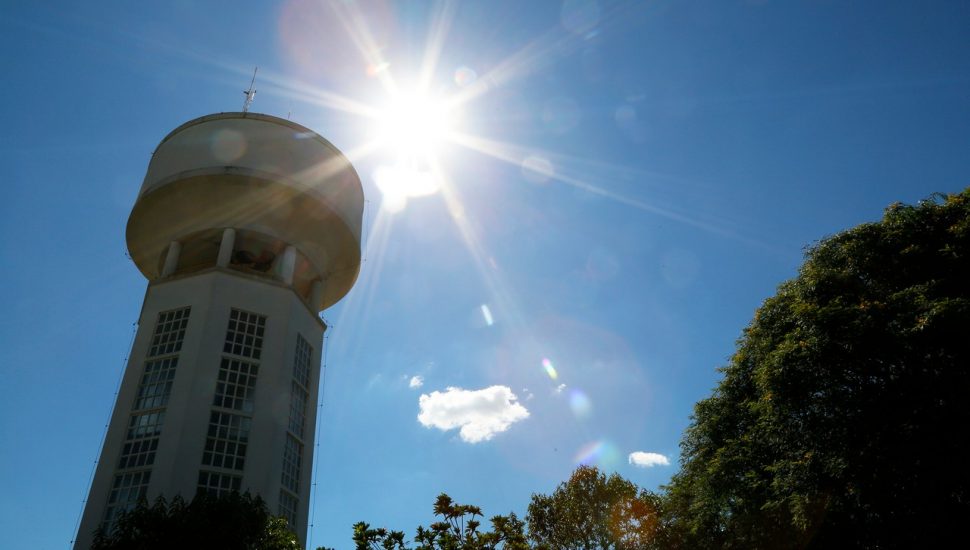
[372,88,457,212]
[376,90,455,161]
[374,164,441,213]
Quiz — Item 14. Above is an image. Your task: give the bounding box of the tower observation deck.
[74,112,363,548]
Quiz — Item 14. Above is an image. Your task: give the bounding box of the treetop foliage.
[527,465,665,550]
[348,493,528,550]
[665,189,970,548]
[91,491,300,550]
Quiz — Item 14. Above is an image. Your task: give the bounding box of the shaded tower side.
[75,267,325,549]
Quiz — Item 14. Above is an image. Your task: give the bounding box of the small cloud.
[365,373,384,390]
[418,386,530,443]
[555,383,567,394]
[523,388,535,401]
[628,451,670,468]
[409,375,424,389]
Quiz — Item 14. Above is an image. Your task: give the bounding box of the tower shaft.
[75,268,324,548]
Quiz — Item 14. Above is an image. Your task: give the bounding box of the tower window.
[223,309,266,359]
[293,334,313,389]
[102,470,151,533]
[281,434,303,494]
[126,411,165,439]
[117,411,165,469]
[197,471,242,498]
[287,382,307,439]
[279,490,298,529]
[132,357,179,411]
[213,358,259,413]
[117,438,159,470]
[147,307,191,357]
[202,411,251,470]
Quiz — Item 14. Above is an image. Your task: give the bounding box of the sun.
[376,89,455,163]
[370,88,457,212]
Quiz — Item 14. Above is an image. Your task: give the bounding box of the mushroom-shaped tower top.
[126,112,363,311]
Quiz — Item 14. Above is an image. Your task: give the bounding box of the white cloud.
[555,383,567,394]
[628,451,670,468]
[409,375,424,389]
[418,386,530,443]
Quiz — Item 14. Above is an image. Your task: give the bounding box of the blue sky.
[1,1,969,548]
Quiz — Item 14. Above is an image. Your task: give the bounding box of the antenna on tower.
[242,66,258,113]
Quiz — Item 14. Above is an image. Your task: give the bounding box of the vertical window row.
[104,307,191,532]
[279,335,312,525]
[280,434,302,494]
[288,335,312,440]
[288,382,307,437]
[279,490,298,529]
[198,309,265,496]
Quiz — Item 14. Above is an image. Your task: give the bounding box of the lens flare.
[480,304,494,326]
[374,164,441,213]
[542,358,558,380]
[211,129,246,162]
[521,155,555,184]
[573,440,620,467]
[569,388,591,418]
[454,66,478,86]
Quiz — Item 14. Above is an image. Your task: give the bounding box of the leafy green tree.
[350,493,529,550]
[91,491,301,550]
[663,190,970,548]
[527,465,666,549]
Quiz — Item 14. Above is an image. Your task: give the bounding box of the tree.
[663,190,970,548]
[91,491,301,550]
[350,493,529,550]
[527,465,666,549]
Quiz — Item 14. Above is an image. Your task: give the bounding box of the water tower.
[74,111,363,548]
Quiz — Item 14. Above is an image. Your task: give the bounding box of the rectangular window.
[281,434,303,494]
[213,358,259,413]
[117,411,165,469]
[288,334,312,439]
[223,309,266,359]
[287,381,307,439]
[102,470,151,532]
[201,411,251,471]
[198,471,242,498]
[279,490,298,529]
[293,334,312,389]
[147,307,191,357]
[117,438,159,469]
[133,357,179,411]
[126,411,165,440]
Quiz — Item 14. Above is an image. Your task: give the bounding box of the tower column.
[161,241,181,277]
[281,245,297,285]
[217,228,236,268]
